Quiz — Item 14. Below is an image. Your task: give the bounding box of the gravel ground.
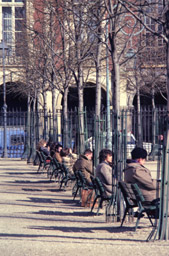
[0,159,169,256]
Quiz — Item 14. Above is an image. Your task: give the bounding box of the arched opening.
[0,82,28,111]
[67,82,107,110]
[133,92,167,107]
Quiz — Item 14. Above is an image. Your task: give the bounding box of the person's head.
[37,139,46,150]
[55,143,63,152]
[131,147,147,165]
[46,140,52,149]
[50,142,57,152]
[84,148,93,160]
[99,149,113,164]
[60,148,69,157]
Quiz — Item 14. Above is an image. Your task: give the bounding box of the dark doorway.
[133,92,167,107]
[0,82,27,111]
[67,83,107,110]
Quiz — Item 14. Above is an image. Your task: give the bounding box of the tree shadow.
[6,172,37,175]
[8,180,52,184]
[18,197,56,204]
[32,210,106,217]
[0,232,147,242]
[22,188,42,192]
[28,224,135,234]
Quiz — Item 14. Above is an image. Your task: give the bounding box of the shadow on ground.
[0,232,148,243]
[32,210,97,217]
[28,224,135,234]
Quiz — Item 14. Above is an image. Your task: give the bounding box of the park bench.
[131,183,159,230]
[91,177,112,215]
[119,181,159,230]
[72,170,84,200]
[59,164,76,189]
[36,150,52,174]
[72,170,93,206]
[48,158,63,181]
[118,181,138,226]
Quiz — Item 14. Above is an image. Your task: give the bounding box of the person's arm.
[40,147,50,156]
[133,168,157,190]
[84,160,93,175]
[100,165,112,185]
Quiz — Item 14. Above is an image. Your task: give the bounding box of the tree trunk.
[52,88,57,142]
[95,31,102,164]
[63,87,69,147]
[43,91,48,141]
[77,33,85,154]
[22,93,31,161]
[158,25,169,240]
[109,24,120,113]
[95,43,102,119]
[109,26,121,222]
[27,97,36,163]
[106,22,111,150]
[152,87,156,148]
[136,74,143,147]
[78,66,85,154]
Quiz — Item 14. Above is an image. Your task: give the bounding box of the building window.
[144,1,164,48]
[3,7,12,44]
[15,6,25,55]
[1,0,25,55]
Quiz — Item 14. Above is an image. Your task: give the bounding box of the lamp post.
[0,40,9,158]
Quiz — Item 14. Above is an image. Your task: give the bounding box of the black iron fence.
[0,106,167,160]
[0,110,27,158]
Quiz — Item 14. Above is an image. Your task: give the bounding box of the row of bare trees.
[17,0,169,149]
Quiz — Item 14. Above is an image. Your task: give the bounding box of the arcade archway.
[0,82,27,111]
[67,82,107,110]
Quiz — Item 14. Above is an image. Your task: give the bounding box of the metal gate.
[0,110,27,158]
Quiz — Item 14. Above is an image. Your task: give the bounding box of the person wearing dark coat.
[37,139,50,156]
[73,149,93,185]
[124,147,159,203]
[53,143,63,163]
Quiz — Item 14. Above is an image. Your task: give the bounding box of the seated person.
[95,149,113,197]
[73,148,93,186]
[37,139,50,156]
[60,147,78,175]
[53,143,63,163]
[124,147,159,203]
[50,142,57,157]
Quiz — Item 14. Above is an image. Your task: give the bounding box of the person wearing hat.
[124,147,159,203]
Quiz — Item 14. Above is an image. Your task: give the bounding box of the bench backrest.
[131,183,146,205]
[95,177,105,195]
[118,181,137,207]
[36,150,43,163]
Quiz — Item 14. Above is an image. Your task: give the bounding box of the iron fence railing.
[0,106,167,159]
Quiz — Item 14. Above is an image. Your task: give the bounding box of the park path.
[0,159,168,256]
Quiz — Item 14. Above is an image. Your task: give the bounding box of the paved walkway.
[0,159,169,256]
